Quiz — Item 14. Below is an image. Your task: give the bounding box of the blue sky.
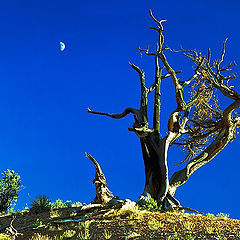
[0,0,240,218]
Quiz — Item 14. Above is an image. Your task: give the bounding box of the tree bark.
[85,153,114,204]
[137,132,180,210]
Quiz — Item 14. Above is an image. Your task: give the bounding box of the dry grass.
[30,234,55,240]
[0,206,239,239]
[117,202,144,220]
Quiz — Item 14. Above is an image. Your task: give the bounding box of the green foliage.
[31,197,77,213]
[34,218,43,227]
[206,213,215,217]
[51,199,74,208]
[141,196,161,211]
[0,169,21,213]
[30,195,51,213]
[51,199,66,208]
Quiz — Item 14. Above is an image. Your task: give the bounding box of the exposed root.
[176,206,203,214]
[6,216,23,237]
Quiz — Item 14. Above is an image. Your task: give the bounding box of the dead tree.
[87,10,240,210]
[86,153,114,204]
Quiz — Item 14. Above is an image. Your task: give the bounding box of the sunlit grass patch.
[148,219,165,231]
[0,233,12,240]
[77,220,92,239]
[118,202,144,219]
[102,229,112,239]
[182,221,195,231]
[50,209,61,218]
[30,234,53,240]
[62,230,76,238]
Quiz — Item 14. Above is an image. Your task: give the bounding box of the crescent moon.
[60,42,65,51]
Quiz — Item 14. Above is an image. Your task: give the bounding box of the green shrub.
[30,195,51,213]
[34,218,43,227]
[206,213,215,217]
[51,199,66,208]
[141,196,160,211]
[0,169,21,213]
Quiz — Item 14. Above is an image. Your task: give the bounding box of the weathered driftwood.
[85,153,114,204]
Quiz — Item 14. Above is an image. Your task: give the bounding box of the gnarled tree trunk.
[138,133,181,209]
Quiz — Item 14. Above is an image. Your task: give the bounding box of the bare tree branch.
[129,62,149,126]
[181,57,205,88]
[87,107,139,119]
[149,9,167,31]
[207,48,211,64]
[153,43,162,135]
[217,38,228,75]
[170,113,240,194]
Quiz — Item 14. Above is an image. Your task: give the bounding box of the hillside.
[0,199,240,240]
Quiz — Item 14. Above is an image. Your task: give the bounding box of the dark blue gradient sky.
[0,0,240,218]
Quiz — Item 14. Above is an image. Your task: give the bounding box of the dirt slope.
[0,202,240,239]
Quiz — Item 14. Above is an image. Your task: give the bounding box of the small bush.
[51,199,66,209]
[146,197,160,211]
[206,213,215,217]
[34,218,43,227]
[0,169,21,213]
[139,195,160,211]
[30,195,51,213]
[118,202,143,219]
[51,199,74,208]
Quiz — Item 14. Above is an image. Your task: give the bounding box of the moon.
[60,42,65,51]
